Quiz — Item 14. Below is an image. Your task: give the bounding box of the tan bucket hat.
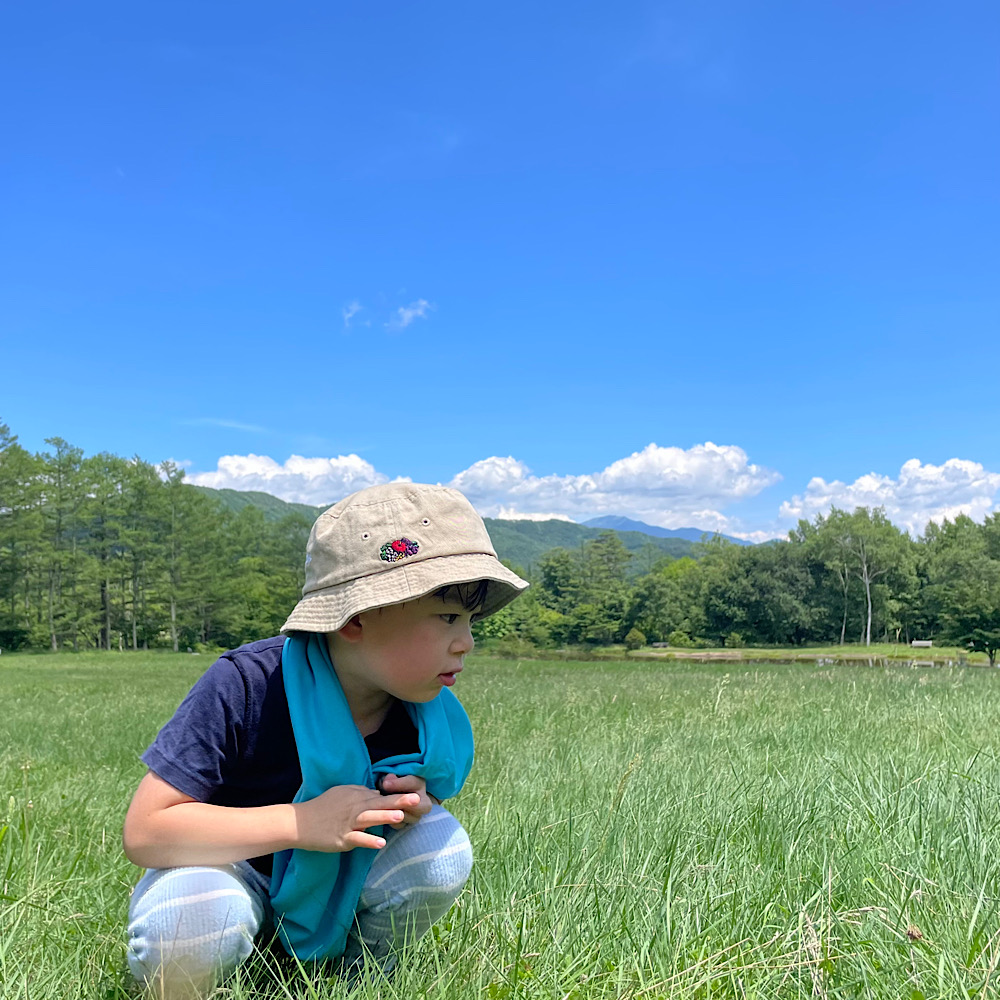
[281,482,529,634]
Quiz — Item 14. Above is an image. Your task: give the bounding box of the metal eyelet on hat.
[421,518,430,525]
[361,532,370,540]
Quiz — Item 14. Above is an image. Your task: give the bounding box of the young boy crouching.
[122,483,528,997]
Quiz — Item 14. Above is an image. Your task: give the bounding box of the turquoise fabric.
[269,633,474,961]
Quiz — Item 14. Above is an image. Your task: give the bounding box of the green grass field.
[3,652,1000,998]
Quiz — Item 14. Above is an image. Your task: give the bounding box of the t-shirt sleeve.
[141,656,249,802]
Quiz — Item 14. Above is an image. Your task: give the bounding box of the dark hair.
[434,579,490,612]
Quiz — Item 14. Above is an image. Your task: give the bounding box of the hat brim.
[280,553,529,634]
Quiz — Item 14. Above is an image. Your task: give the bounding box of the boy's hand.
[292,785,421,852]
[377,774,435,828]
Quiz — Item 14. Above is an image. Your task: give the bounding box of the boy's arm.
[122,770,420,869]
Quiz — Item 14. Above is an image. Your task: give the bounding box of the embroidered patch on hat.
[380,537,420,563]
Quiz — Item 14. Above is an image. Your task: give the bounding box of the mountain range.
[582,516,752,546]
[191,486,752,575]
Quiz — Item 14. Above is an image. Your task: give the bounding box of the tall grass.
[3,653,1000,998]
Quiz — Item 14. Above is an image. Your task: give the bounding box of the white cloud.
[494,507,577,522]
[188,453,391,506]
[728,528,783,544]
[342,301,362,329]
[387,299,432,330]
[187,442,778,532]
[448,443,780,530]
[779,458,1000,536]
[450,456,532,495]
[187,447,1000,541]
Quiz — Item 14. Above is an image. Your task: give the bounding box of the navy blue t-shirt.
[141,636,417,875]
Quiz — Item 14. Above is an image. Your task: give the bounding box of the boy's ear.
[337,614,364,643]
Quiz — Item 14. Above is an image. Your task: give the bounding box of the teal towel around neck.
[269,633,474,962]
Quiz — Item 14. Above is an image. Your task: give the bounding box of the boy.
[123,483,528,998]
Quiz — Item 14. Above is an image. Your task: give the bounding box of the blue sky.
[3,2,998,539]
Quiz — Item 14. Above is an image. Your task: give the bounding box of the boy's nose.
[452,623,474,655]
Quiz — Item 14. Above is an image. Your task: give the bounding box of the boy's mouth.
[437,668,461,686]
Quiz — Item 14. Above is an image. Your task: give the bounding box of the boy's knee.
[363,806,473,914]
[126,865,263,993]
[417,814,473,900]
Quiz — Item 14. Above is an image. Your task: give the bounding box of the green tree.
[121,457,169,650]
[536,547,580,614]
[0,423,44,649]
[236,512,311,640]
[580,531,632,593]
[80,453,131,649]
[804,507,915,646]
[38,437,86,650]
[925,515,1000,665]
[473,582,567,648]
[181,489,237,648]
[624,627,646,650]
[159,465,234,650]
[697,541,818,646]
[573,532,633,644]
[627,557,704,643]
[792,511,859,645]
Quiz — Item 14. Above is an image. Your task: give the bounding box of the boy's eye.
[440,614,460,625]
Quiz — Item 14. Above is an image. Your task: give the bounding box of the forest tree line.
[0,424,308,653]
[2,423,1000,663]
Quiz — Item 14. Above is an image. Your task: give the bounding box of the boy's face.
[347,592,478,703]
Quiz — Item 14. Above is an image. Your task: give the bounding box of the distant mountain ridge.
[190,486,326,522]
[189,485,701,574]
[482,518,694,575]
[583,515,753,547]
